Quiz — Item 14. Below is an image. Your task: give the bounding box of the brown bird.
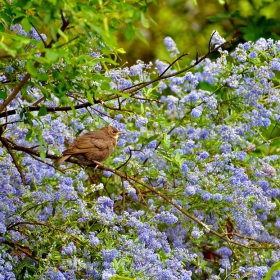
[57,126,125,166]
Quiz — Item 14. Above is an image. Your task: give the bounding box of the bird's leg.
[92,160,104,169]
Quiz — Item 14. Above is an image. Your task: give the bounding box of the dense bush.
[1,1,280,279]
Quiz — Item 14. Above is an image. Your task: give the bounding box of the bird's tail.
[56,155,71,165]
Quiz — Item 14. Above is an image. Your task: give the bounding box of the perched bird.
[57,126,125,166]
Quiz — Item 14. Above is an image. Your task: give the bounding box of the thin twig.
[30,23,47,47]
[0,136,26,184]
[29,153,65,174]
[116,147,133,170]
[209,30,217,52]
[159,53,189,77]
[32,97,45,106]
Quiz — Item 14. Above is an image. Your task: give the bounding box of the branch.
[30,23,47,47]
[0,135,26,184]
[91,161,279,250]
[159,53,189,77]
[0,101,94,119]
[4,136,277,250]
[209,30,217,52]
[2,240,40,261]
[121,39,234,95]
[2,137,76,164]
[0,71,33,114]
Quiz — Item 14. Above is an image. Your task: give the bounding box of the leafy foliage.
[1,1,280,280]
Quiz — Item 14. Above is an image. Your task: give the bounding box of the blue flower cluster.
[2,29,280,279]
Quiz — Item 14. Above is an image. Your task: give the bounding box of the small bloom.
[236,151,247,161]
[210,31,226,46]
[164,36,180,57]
[191,227,203,239]
[191,108,202,118]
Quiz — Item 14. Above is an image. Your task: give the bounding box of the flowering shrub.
[1,2,280,280]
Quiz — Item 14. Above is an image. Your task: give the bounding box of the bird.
[56,126,125,166]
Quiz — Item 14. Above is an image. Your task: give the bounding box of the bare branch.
[30,23,47,47]
[159,53,189,77]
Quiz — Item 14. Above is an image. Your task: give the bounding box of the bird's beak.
[118,131,126,135]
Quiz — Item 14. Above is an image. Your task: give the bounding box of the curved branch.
[4,137,278,249]
[91,160,278,250]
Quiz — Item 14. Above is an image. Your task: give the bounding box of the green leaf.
[45,49,60,62]
[264,260,280,280]
[38,105,47,116]
[13,16,25,24]
[0,90,7,100]
[174,152,181,163]
[101,82,111,90]
[26,129,33,140]
[116,48,126,54]
[134,27,149,45]
[37,73,49,81]
[39,144,46,162]
[87,91,94,105]
[67,98,77,117]
[145,134,159,144]
[22,17,31,31]
[140,13,149,28]
[26,61,38,75]
[124,24,135,40]
[0,12,11,24]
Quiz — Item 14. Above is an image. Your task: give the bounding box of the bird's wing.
[63,131,109,155]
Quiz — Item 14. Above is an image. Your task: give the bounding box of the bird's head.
[102,126,125,139]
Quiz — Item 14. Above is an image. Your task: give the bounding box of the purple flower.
[0,222,6,234]
[236,151,247,161]
[249,51,258,58]
[155,211,178,224]
[191,108,202,118]
[198,151,209,160]
[61,242,76,256]
[164,36,180,58]
[191,227,203,239]
[201,192,211,201]
[216,246,232,257]
[102,268,116,280]
[185,185,196,196]
[210,31,226,46]
[89,232,100,246]
[103,170,113,177]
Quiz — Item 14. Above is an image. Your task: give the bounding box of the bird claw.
[92,160,103,169]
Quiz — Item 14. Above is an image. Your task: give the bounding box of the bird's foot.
[92,160,103,169]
